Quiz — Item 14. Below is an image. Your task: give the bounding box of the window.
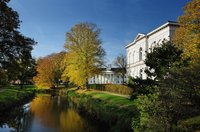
[139,69,143,79]
[157,39,161,45]
[150,41,156,52]
[139,47,142,61]
[129,52,131,64]
[132,51,135,63]
[162,38,167,43]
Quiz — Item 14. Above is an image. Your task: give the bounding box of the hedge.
[89,84,133,95]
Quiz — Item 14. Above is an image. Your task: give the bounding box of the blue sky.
[9,0,189,62]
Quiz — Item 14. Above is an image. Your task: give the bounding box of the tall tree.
[33,52,65,88]
[173,0,200,65]
[0,0,36,86]
[62,23,105,88]
[0,0,20,69]
[113,54,126,84]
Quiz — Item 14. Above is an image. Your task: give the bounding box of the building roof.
[99,67,125,73]
[125,21,179,49]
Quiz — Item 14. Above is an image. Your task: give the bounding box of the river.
[0,94,104,132]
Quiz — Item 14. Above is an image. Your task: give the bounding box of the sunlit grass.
[75,89,135,107]
[0,85,36,112]
[66,88,138,131]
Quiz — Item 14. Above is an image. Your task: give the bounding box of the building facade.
[125,21,179,79]
[88,67,125,84]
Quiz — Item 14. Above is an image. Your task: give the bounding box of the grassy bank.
[65,88,138,132]
[178,115,200,131]
[0,85,37,116]
[0,85,61,114]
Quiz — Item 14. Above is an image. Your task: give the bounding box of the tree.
[33,52,65,88]
[62,23,105,88]
[145,41,184,80]
[11,33,36,88]
[133,1,200,130]
[113,54,126,84]
[134,42,199,131]
[173,0,200,65]
[0,0,36,86]
[0,0,20,69]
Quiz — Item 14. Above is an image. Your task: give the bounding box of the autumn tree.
[33,52,65,88]
[173,0,200,65]
[113,54,127,84]
[62,23,105,88]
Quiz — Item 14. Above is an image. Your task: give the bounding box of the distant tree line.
[33,23,106,89]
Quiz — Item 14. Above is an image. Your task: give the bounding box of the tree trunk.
[122,73,125,85]
[20,79,24,89]
[85,79,89,90]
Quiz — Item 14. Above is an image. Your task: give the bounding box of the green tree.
[0,0,20,69]
[133,84,183,131]
[113,54,126,84]
[133,1,200,131]
[145,41,184,80]
[62,23,105,88]
[0,0,36,86]
[133,42,199,131]
[173,0,200,65]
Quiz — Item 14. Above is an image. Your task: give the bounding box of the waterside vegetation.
[64,88,137,132]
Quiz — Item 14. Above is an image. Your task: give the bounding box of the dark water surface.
[0,94,103,132]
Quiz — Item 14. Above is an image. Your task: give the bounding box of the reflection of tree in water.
[30,95,87,132]
[59,109,85,132]
[30,95,60,127]
[1,95,101,132]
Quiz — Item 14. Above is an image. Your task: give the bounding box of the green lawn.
[0,85,36,114]
[83,90,135,107]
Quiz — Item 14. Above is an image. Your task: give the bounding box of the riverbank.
[64,88,138,132]
[0,86,37,117]
[0,85,64,116]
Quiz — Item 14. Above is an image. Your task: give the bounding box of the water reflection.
[60,110,85,132]
[0,94,101,132]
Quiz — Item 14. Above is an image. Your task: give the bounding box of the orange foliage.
[173,0,200,65]
[33,52,65,88]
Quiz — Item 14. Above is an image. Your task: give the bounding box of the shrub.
[128,76,155,95]
[89,84,133,95]
[104,84,133,95]
[88,84,105,90]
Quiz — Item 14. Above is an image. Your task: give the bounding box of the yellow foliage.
[30,95,86,131]
[62,23,105,88]
[173,0,200,65]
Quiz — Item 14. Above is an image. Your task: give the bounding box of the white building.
[88,66,125,84]
[125,21,179,79]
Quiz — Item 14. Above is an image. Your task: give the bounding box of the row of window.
[129,69,144,79]
[127,47,143,64]
[92,74,124,79]
[127,38,168,65]
[89,80,123,84]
